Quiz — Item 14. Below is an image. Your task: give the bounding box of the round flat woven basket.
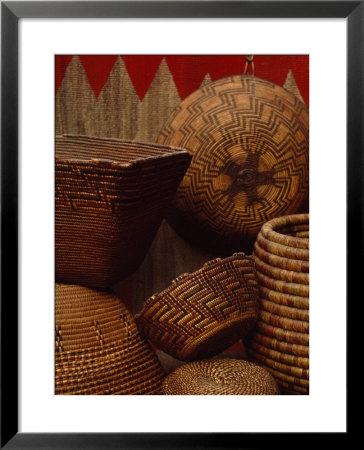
[135,253,259,361]
[56,134,191,289]
[157,75,309,254]
[162,358,279,395]
[55,283,165,395]
[246,214,309,394]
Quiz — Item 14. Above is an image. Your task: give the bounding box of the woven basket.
[55,283,165,395]
[135,253,259,361]
[157,75,309,254]
[249,330,309,357]
[246,213,309,394]
[56,134,191,289]
[162,358,280,395]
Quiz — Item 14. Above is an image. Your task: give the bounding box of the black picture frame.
[1,1,358,448]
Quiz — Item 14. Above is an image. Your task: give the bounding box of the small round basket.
[135,253,259,361]
[246,213,309,394]
[161,358,280,395]
[55,283,165,395]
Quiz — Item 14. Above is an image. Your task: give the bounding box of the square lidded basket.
[55,135,191,289]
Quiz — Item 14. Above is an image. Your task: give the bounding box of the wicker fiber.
[249,330,309,357]
[161,358,279,395]
[254,257,309,285]
[255,321,309,346]
[260,215,309,249]
[135,253,259,361]
[259,285,309,310]
[259,298,309,321]
[247,339,309,368]
[257,272,309,297]
[257,234,309,261]
[55,134,191,289]
[157,75,309,254]
[55,283,165,395]
[246,213,309,394]
[258,310,309,333]
[248,348,309,379]
[254,241,309,273]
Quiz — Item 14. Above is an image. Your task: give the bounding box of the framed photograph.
[1,1,358,448]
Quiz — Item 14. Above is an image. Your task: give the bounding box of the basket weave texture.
[55,283,165,395]
[157,75,309,254]
[246,213,309,394]
[162,358,280,395]
[55,134,191,289]
[135,253,259,362]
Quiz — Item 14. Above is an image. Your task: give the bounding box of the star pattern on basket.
[220,149,275,205]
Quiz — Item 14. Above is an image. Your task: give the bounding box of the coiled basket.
[135,253,259,361]
[246,214,309,394]
[55,283,165,395]
[162,358,280,395]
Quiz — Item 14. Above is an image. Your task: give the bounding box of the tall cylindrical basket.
[246,214,309,394]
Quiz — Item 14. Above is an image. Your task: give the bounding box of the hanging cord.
[243,55,255,76]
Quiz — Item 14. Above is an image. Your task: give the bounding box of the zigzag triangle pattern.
[135,254,259,361]
[56,56,308,144]
[157,75,309,254]
[55,55,309,105]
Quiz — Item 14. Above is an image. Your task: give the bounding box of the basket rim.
[56,134,191,168]
[257,233,309,261]
[254,241,309,273]
[157,74,309,119]
[260,214,309,250]
[136,252,256,314]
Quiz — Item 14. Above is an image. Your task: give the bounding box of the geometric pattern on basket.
[246,213,309,394]
[55,135,191,289]
[157,76,309,253]
[135,253,259,361]
[161,358,280,395]
[55,283,165,395]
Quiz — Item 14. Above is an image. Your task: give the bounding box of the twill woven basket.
[55,283,165,395]
[162,358,280,395]
[157,75,309,254]
[55,134,191,289]
[135,253,259,362]
[246,213,309,394]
